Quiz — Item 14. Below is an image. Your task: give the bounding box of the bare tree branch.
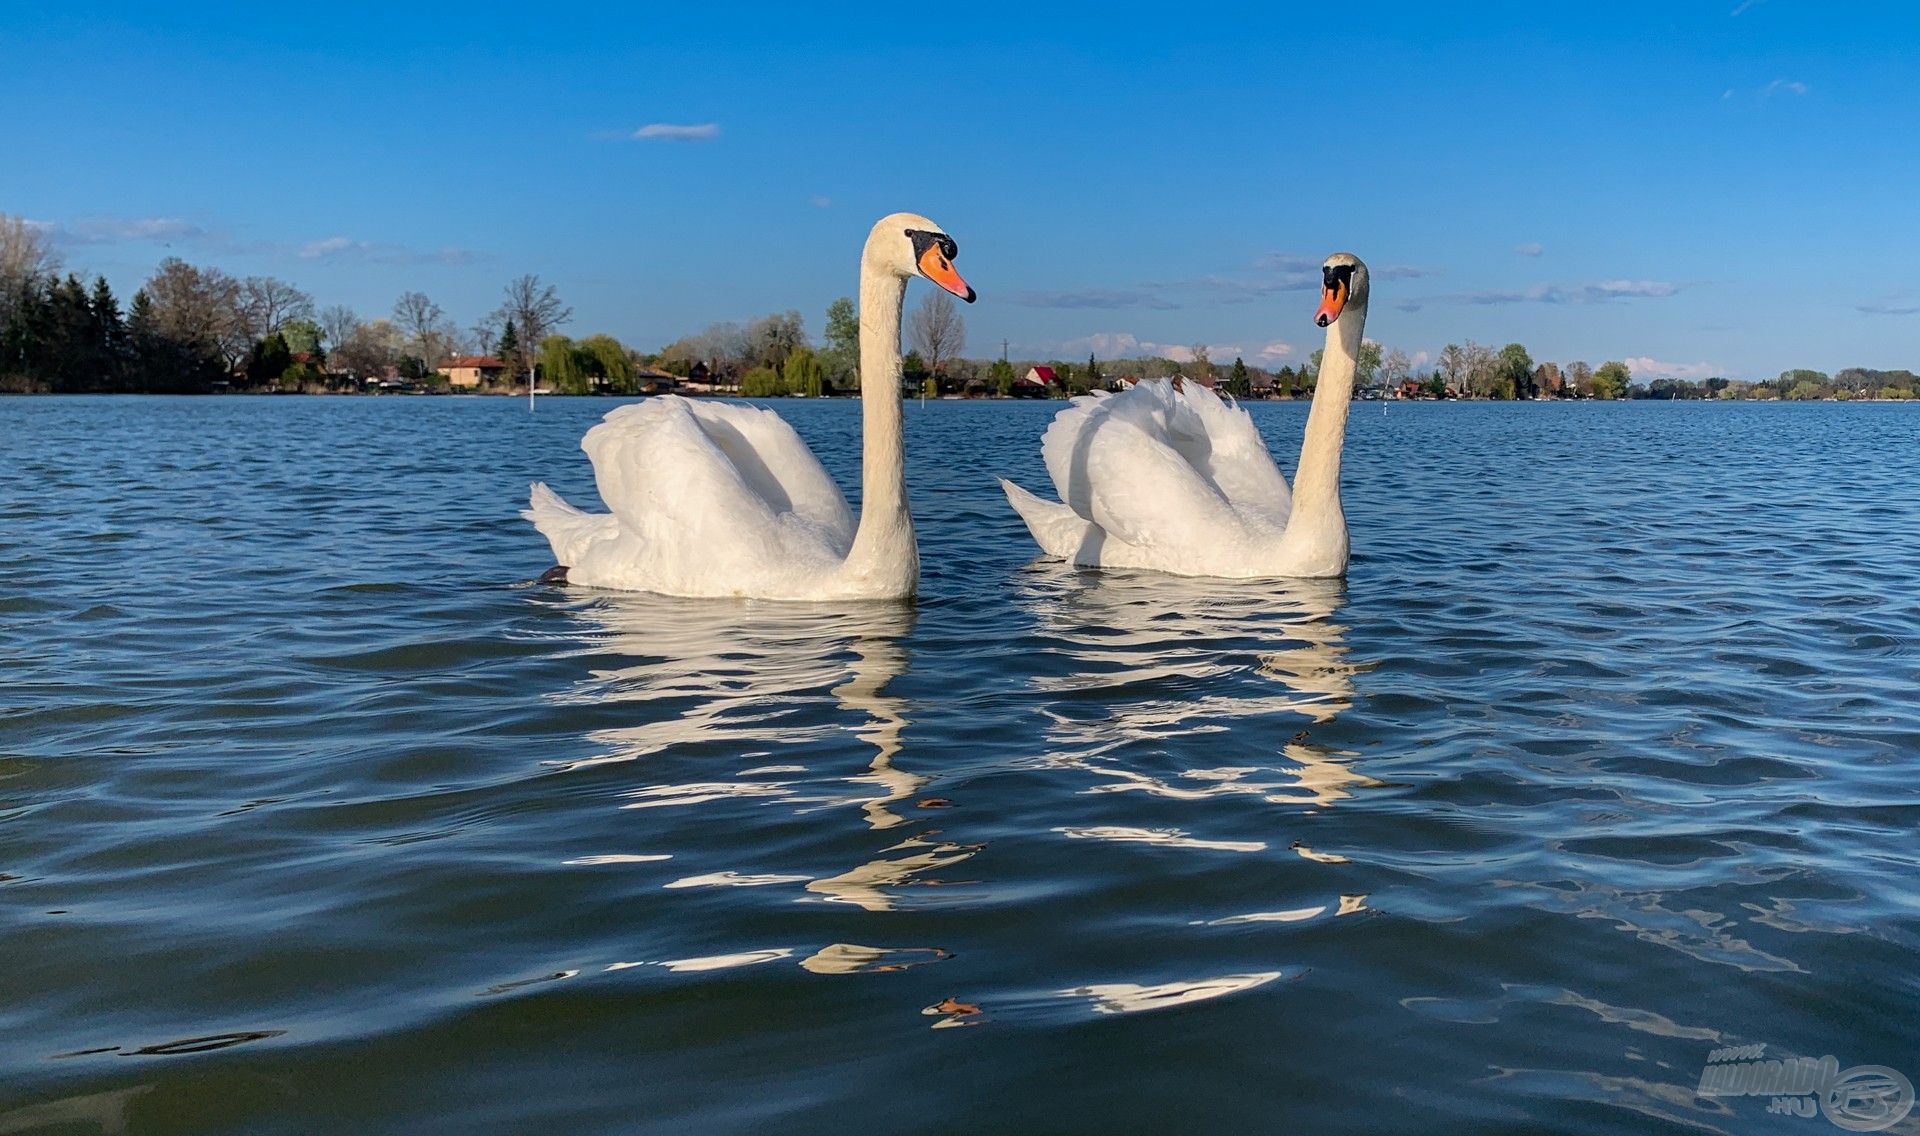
[908,291,965,377]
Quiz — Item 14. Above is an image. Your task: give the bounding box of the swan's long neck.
[1286,304,1365,564]
[840,255,916,594]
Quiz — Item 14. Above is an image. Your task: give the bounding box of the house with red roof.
[439,355,506,389]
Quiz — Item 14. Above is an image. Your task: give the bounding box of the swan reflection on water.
[543,592,975,911]
[1017,565,1382,811]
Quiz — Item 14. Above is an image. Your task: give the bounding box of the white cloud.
[1761,79,1808,98]
[1044,332,1192,361]
[809,195,831,208]
[1625,356,1719,380]
[297,236,478,266]
[1398,279,1679,311]
[41,216,211,246]
[1011,288,1179,311]
[1514,242,1544,257]
[1256,340,1294,362]
[632,122,720,142]
[1730,0,1765,15]
[299,236,357,258]
[1859,292,1920,316]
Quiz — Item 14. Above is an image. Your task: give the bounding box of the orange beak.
[919,244,976,303]
[1314,281,1347,327]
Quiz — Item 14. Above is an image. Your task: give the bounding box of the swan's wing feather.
[674,398,855,545]
[1165,381,1292,526]
[578,399,844,576]
[1038,380,1247,552]
[999,477,1097,560]
[524,481,621,566]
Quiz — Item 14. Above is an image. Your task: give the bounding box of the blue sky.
[4,1,1917,379]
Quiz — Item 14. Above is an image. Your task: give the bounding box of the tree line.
[0,213,630,395]
[7,214,1913,401]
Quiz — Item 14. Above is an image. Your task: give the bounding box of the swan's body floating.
[525,213,974,600]
[1001,253,1370,579]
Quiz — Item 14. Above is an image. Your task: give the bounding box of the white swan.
[525,212,975,599]
[1000,253,1369,579]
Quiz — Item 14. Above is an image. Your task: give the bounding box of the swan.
[524,212,975,599]
[1000,252,1369,579]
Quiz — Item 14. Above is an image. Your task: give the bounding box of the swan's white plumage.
[525,397,858,598]
[1007,379,1299,576]
[526,395,856,598]
[526,210,962,600]
[1003,252,1369,580]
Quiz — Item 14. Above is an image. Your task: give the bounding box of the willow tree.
[782,346,824,397]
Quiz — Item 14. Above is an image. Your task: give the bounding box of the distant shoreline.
[5,389,1913,404]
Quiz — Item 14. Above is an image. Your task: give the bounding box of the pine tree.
[1086,353,1102,389]
[496,319,520,385]
[91,276,126,390]
[1228,356,1251,399]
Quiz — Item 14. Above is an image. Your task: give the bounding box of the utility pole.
[1001,339,1009,362]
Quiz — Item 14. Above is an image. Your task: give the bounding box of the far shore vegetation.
[4,215,1914,403]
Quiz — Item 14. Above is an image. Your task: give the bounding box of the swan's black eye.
[906,228,955,262]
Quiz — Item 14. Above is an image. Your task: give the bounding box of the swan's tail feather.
[1000,478,1097,562]
[524,481,616,567]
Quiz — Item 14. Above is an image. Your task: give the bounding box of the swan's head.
[1314,253,1369,328]
[868,212,975,303]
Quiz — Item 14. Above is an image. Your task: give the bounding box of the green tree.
[782,345,825,397]
[281,318,323,356]
[1356,340,1382,386]
[1086,353,1102,390]
[1591,360,1632,400]
[496,320,520,385]
[740,365,786,397]
[578,334,635,392]
[901,350,928,392]
[246,332,293,385]
[89,276,127,390]
[539,334,588,393]
[1498,343,1534,399]
[821,297,859,389]
[988,357,1016,396]
[1228,356,1251,398]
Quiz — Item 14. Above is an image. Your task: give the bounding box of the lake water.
[3,395,1917,1134]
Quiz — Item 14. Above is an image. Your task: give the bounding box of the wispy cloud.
[1015,333,1293,367]
[1626,356,1719,380]
[1514,242,1544,257]
[1730,0,1765,15]
[632,122,720,142]
[1034,332,1196,362]
[1725,78,1808,102]
[1398,279,1680,311]
[1010,288,1180,310]
[809,195,831,209]
[1253,252,1438,282]
[1016,252,1439,316]
[1859,292,1920,316]
[297,237,480,266]
[29,213,482,268]
[36,216,214,248]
